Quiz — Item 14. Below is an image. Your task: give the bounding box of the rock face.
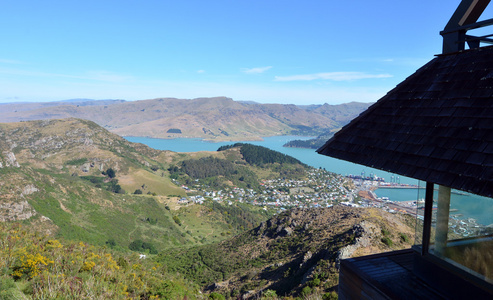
[337,221,377,265]
[21,184,39,197]
[81,163,91,172]
[0,200,36,221]
[2,151,20,168]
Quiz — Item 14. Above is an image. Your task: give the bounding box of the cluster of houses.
[175,168,358,210]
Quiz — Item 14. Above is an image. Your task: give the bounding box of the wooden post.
[435,185,451,255]
[421,182,434,255]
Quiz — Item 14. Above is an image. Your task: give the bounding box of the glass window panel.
[427,186,493,283]
[414,181,426,246]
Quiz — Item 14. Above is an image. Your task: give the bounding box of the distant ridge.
[57,98,127,106]
[0,99,126,113]
[0,97,371,141]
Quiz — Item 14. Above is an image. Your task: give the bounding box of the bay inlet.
[125,135,493,225]
[126,135,417,184]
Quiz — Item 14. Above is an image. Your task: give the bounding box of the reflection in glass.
[425,185,493,283]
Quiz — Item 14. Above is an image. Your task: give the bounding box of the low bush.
[381,236,393,247]
[399,233,410,243]
[0,223,197,298]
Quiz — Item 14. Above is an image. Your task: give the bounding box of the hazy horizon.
[0,96,373,106]
[2,1,492,105]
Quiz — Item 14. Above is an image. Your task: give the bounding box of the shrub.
[105,239,116,248]
[381,228,390,236]
[0,223,196,298]
[322,291,339,300]
[399,233,410,243]
[309,277,321,287]
[262,289,278,298]
[0,275,18,300]
[209,292,225,300]
[117,256,129,269]
[301,286,312,297]
[134,189,143,194]
[381,236,393,247]
[114,185,124,194]
[80,260,96,272]
[106,168,116,178]
[154,280,190,299]
[128,240,158,254]
[147,217,158,225]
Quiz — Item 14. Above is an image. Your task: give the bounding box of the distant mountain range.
[0,97,371,141]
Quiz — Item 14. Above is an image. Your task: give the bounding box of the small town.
[173,166,489,239]
[173,168,355,209]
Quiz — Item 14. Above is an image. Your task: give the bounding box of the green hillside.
[0,119,326,251]
[0,118,415,299]
[0,119,281,251]
[158,206,416,298]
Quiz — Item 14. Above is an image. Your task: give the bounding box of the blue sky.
[1,1,491,105]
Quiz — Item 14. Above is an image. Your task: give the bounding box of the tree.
[134,189,143,194]
[128,239,158,254]
[107,179,124,194]
[106,168,116,178]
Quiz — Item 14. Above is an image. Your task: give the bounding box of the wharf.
[377,185,420,189]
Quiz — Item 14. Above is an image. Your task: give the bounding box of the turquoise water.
[125,136,493,225]
[374,187,493,226]
[375,187,424,202]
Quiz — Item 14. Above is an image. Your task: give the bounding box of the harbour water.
[125,135,493,226]
[375,187,493,226]
[126,135,417,185]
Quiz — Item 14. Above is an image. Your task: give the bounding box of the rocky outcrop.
[21,184,39,197]
[2,151,20,168]
[337,221,377,265]
[0,200,36,221]
[81,163,91,172]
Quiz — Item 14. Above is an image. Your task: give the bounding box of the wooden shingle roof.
[317,46,493,198]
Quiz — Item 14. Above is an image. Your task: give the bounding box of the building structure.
[317,0,493,298]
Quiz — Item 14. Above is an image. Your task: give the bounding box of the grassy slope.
[117,167,185,196]
[158,206,416,298]
[0,119,277,252]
